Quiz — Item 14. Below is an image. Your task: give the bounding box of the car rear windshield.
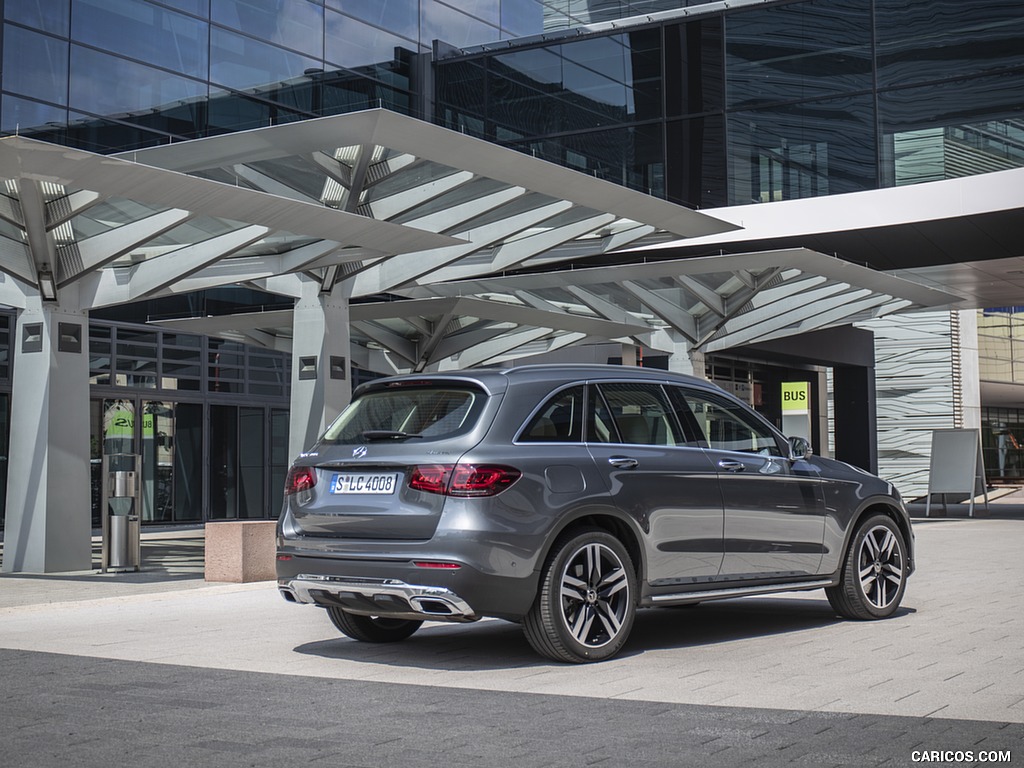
[323,386,486,443]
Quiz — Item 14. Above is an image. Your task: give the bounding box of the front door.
[676,388,826,580]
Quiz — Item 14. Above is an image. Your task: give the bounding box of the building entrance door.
[91,398,204,526]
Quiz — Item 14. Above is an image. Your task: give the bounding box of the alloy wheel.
[558,542,631,648]
[857,525,904,610]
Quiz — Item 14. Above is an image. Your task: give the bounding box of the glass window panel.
[158,0,210,16]
[501,0,543,37]
[209,404,238,519]
[665,18,724,118]
[598,383,684,447]
[513,122,663,194]
[5,0,70,35]
[879,73,1024,187]
[319,73,411,115]
[1,95,67,135]
[69,46,206,120]
[435,59,487,129]
[666,115,726,208]
[117,328,158,343]
[269,408,289,514]
[681,390,782,456]
[876,0,1024,88]
[89,325,112,385]
[102,398,136,457]
[211,0,324,59]
[441,0,498,26]
[493,46,562,88]
[725,0,871,109]
[562,35,628,85]
[324,12,415,78]
[520,385,584,442]
[728,93,876,206]
[0,315,10,382]
[140,401,175,522]
[562,58,629,117]
[164,333,202,348]
[73,0,209,79]
[3,25,69,106]
[238,407,266,518]
[325,387,486,443]
[173,403,203,522]
[327,0,419,41]
[421,0,500,48]
[206,89,273,132]
[210,26,320,91]
[61,111,177,152]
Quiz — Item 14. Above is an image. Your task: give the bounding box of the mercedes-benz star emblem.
[352,445,368,459]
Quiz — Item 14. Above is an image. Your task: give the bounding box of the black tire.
[326,607,423,643]
[826,514,908,620]
[523,528,637,663]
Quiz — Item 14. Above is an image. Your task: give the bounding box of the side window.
[520,385,583,442]
[596,383,686,447]
[680,389,783,456]
[586,384,617,443]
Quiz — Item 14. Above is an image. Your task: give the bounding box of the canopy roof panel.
[0,110,959,372]
[0,109,734,312]
[154,249,957,372]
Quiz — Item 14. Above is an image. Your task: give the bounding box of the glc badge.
[352,445,368,459]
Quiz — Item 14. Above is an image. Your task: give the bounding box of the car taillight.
[284,466,317,495]
[409,465,452,494]
[409,464,520,497]
[449,465,521,496]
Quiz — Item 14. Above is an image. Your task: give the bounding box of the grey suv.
[277,365,913,663]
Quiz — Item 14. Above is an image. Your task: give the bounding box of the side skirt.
[645,578,837,607]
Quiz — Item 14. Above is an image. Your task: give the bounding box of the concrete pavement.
[1,517,1022,766]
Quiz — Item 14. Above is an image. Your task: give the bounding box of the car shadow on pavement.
[292,596,916,671]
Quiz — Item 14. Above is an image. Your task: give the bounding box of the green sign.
[781,381,810,414]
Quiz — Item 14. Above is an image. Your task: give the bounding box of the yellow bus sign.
[781,381,810,414]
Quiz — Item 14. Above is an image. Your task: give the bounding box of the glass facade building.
[436,0,1024,209]
[1,0,553,151]
[1,0,1023,528]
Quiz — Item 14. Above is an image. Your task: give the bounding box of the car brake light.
[449,465,521,497]
[409,465,452,494]
[284,466,317,495]
[409,464,520,497]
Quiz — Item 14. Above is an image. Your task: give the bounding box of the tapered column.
[668,338,707,379]
[288,281,352,462]
[2,298,91,573]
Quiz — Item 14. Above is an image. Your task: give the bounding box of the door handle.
[608,456,638,469]
[718,460,745,472]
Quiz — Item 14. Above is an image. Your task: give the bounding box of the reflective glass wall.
[437,0,1024,209]
[0,0,548,151]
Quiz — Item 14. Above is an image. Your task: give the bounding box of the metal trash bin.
[102,454,141,572]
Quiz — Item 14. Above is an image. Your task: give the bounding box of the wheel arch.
[845,500,915,574]
[537,509,646,586]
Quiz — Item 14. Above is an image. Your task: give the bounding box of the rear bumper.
[279,573,478,622]
[276,550,540,621]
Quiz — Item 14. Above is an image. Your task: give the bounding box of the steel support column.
[2,296,92,573]
[288,281,352,462]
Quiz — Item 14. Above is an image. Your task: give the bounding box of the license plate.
[330,473,400,495]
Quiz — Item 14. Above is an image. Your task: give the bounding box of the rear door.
[585,382,724,587]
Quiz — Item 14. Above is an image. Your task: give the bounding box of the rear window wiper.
[358,430,425,441]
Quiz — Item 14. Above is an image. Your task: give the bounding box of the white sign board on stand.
[925,428,989,517]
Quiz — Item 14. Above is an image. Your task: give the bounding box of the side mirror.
[788,436,812,461]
